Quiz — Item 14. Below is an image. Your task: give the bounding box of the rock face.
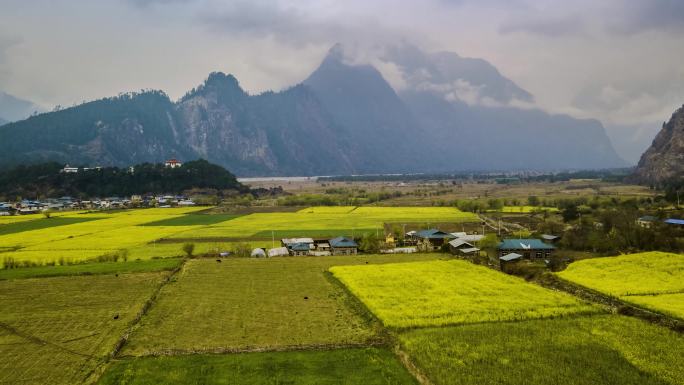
[0,45,627,175]
[633,105,684,185]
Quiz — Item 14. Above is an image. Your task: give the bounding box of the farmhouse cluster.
[0,195,195,215]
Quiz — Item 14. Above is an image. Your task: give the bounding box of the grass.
[330,260,597,328]
[557,252,684,319]
[122,254,439,356]
[98,348,418,385]
[0,216,104,236]
[138,214,241,226]
[0,258,182,280]
[0,272,168,385]
[399,315,684,385]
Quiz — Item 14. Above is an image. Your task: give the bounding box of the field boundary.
[84,259,189,384]
[538,273,684,333]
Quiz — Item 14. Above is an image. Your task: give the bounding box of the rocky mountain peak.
[632,104,684,185]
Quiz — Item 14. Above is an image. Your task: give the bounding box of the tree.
[182,243,195,258]
[360,233,381,253]
[561,204,579,222]
[527,196,540,206]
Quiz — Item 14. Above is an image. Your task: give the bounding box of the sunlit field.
[557,252,684,318]
[0,206,477,266]
[330,260,597,328]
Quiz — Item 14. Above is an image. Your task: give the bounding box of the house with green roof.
[498,238,555,260]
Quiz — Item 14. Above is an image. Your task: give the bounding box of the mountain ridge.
[632,105,684,186]
[0,45,626,175]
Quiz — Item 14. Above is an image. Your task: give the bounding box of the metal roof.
[541,234,559,241]
[448,239,474,248]
[459,247,480,254]
[500,253,523,261]
[665,219,684,225]
[329,236,358,248]
[290,242,312,251]
[281,238,314,245]
[638,216,658,222]
[499,239,555,250]
[416,229,455,239]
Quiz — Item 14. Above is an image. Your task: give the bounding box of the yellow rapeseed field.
[331,260,596,328]
[557,252,684,319]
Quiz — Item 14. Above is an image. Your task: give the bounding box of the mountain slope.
[632,105,684,185]
[380,44,625,170]
[0,92,44,122]
[0,116,7,126]
[303,44,432,173]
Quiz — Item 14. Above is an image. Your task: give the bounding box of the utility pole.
[271,230,275,249]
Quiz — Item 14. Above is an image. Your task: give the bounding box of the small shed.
[268,247,290,258]
[499,252,523,270]
[250,248,266,258]
[448,239,476,255]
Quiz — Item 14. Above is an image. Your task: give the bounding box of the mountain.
[632,105,684,185]
[0,92,44,122]
[0,116,7,126]
[303,44,433,173]
[0,44,626,175]
[378,43,625,170]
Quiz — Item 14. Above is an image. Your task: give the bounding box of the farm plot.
[0,258,182,280]
[0,216,103,236]
[0,208,208,266]
[399,315,684,385]
[557,252,684,318]
[99,348,417,385]
[166,206,478,240]
[330,260,597,328]
[122,254,439,356]
[0,272,167,385]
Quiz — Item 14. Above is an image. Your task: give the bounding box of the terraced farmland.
[557,252,684,318]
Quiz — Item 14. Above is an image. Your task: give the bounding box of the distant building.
[329,236,358,255]
[637,216,658,228]
[268,247,290,258]
[165,158,182,168]
[498,239,555,260]
[448,239,480,256]
[61,165,79,173]
[665,218,684,226]
[289,242,312,256]
[541,234,560,243]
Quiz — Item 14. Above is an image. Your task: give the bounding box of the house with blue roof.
[329,236,358,255]
[498,238,555,260]
[413,228,456,250]
[665,218,684,226]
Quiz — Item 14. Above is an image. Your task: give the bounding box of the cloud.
[499,15,586,37]
[607,0,684,35]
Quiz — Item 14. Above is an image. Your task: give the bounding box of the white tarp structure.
[251,248,266,258]
[268,247,290,257]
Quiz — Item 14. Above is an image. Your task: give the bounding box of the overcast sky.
[1,0,683,159]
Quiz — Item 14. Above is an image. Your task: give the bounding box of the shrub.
[182,243,195,258]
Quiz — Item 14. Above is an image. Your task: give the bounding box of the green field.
[399,315,684,385]
[99,348,418,385]
[0,216,103,236]
[0,272,167,385]
[138,213,241,226]
[330,260,596,328]
[0,258,182,280]
[557,252,684,318]
[123,254,439,356]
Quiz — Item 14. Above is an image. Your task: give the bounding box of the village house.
[637,216,658,228]
[448,239,480,256]
[498,239,555,260]
[414,229,455,251]
[329,236,358,255]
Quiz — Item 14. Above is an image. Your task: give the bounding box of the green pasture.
[399,315,684,385]
[99,348,418,385]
